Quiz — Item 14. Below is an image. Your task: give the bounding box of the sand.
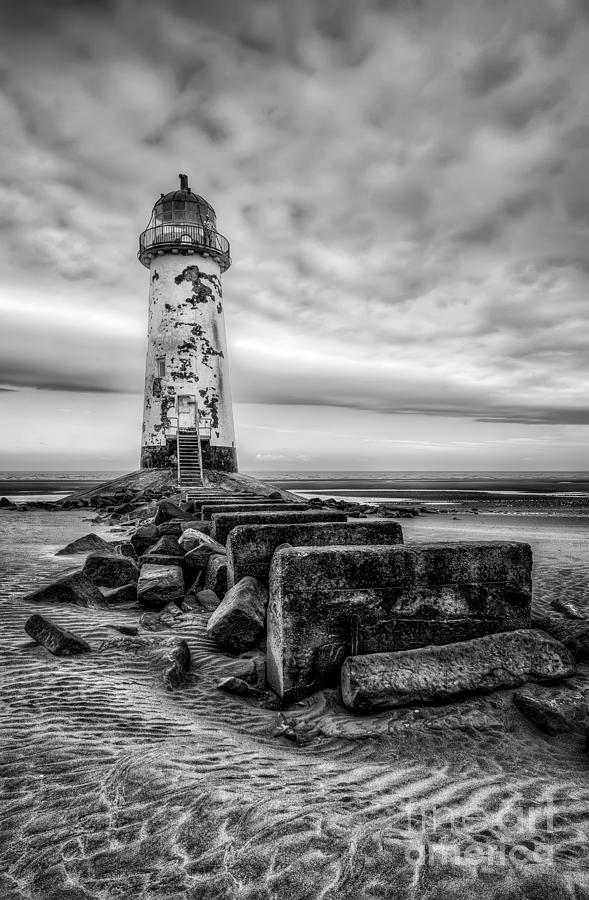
[2,508,589,898]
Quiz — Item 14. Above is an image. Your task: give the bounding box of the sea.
[1,469,589,513]
[1,470,588,603]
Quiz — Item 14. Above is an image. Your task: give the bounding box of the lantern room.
[138,173,231,271]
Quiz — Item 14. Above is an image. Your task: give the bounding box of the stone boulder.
[550,598,585,620]
[137,563,184,611]
[196,589,222,612]
[149,534,184,557]
[181,520,211,536]
[513,687,572,735]
[341,629,575,711]
[178,528,211,552]
[204,554,228,598]
[532,614,589,662]
[100,583,137,604]
[82,551,139,588]
[154,499,193,526]
[267,542,532,702]
[157,521,184,536]
[113,541,139,562]
[23,571,107,608]
[55,533,112,556]
[131,523,159,556]
[206,577,268,653]
[217,676,262,698]
[25,614,91,656]
[184,535,226,570]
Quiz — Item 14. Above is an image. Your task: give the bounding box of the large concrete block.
[227,520,404,587]
[210,509,347,548]
[267,542,532,702]
[201,502,306,521]
[341,630,574,711]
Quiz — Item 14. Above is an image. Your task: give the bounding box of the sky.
[0,0,588,472]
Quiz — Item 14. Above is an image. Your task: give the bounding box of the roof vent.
[179,173,189,191]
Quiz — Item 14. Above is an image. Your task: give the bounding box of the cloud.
[0,0,588,434]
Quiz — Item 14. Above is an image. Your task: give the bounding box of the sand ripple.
[2,510,589,898]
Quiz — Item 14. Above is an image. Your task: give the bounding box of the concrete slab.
[210,509,347,547]
[227,520,403,586]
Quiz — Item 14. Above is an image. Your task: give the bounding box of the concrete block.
[341,630,574,711]
[227,520,404,586]
[201,502,307,521]
[267,541,532,702]
[210,509,347,548]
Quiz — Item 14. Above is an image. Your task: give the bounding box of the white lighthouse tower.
[138,175,237,483]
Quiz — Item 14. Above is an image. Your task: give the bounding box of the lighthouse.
[138,175,237,483]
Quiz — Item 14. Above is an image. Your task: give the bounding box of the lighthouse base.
[201,442,238,474]
[140,441,237,473]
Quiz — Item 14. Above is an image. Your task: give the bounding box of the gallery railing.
[138,223,231,271]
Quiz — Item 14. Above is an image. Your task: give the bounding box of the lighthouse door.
[177,395,197,430]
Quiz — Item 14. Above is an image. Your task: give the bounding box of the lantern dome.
[138,174,230,271]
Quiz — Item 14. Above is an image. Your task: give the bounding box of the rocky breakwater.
[18,479,579,740]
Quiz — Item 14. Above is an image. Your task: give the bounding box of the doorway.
[177,395,197,430]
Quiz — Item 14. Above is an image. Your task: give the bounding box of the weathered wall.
[140,254,237,470]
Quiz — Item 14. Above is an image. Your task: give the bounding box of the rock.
[551,598,585,620]
[210,509,347,547]
[204,554,228,598]
[137,563,184,611]
[154,499,193,526]
[268,491,283,500]
[113,541,139,562]
[532,614,589,662]
[25,614,91,656]
[159,601,184,626]
[513,687,572,735]
[157,521,183,536]
[100,583,137,604]
[82,552,139,588]
[267,542,532,702]
[149,534,184,557]
[55,533,112,556]
[139,612,171,631]
[0,496,15,508]
[142,637,190,688]
[206,577,268,653]
[23,571,107,608]
[110,624,139,636]
[184,535,226,570]
[178,528,212,552]
[130,523,159,556]
[196,589,221,612]
[180,520,211,535]
[341,629,575,711]
[139,552,186,568]
[226,520,404,586]
[217,676,262,698]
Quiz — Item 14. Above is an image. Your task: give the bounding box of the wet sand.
[2,508,589,898]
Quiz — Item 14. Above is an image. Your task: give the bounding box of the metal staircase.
[177,428,202,491]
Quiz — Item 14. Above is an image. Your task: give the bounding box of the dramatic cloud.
[0,0,588,467]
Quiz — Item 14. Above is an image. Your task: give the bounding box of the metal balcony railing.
[139,223,231,271]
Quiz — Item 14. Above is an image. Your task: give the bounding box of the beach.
[2,472,589,898]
